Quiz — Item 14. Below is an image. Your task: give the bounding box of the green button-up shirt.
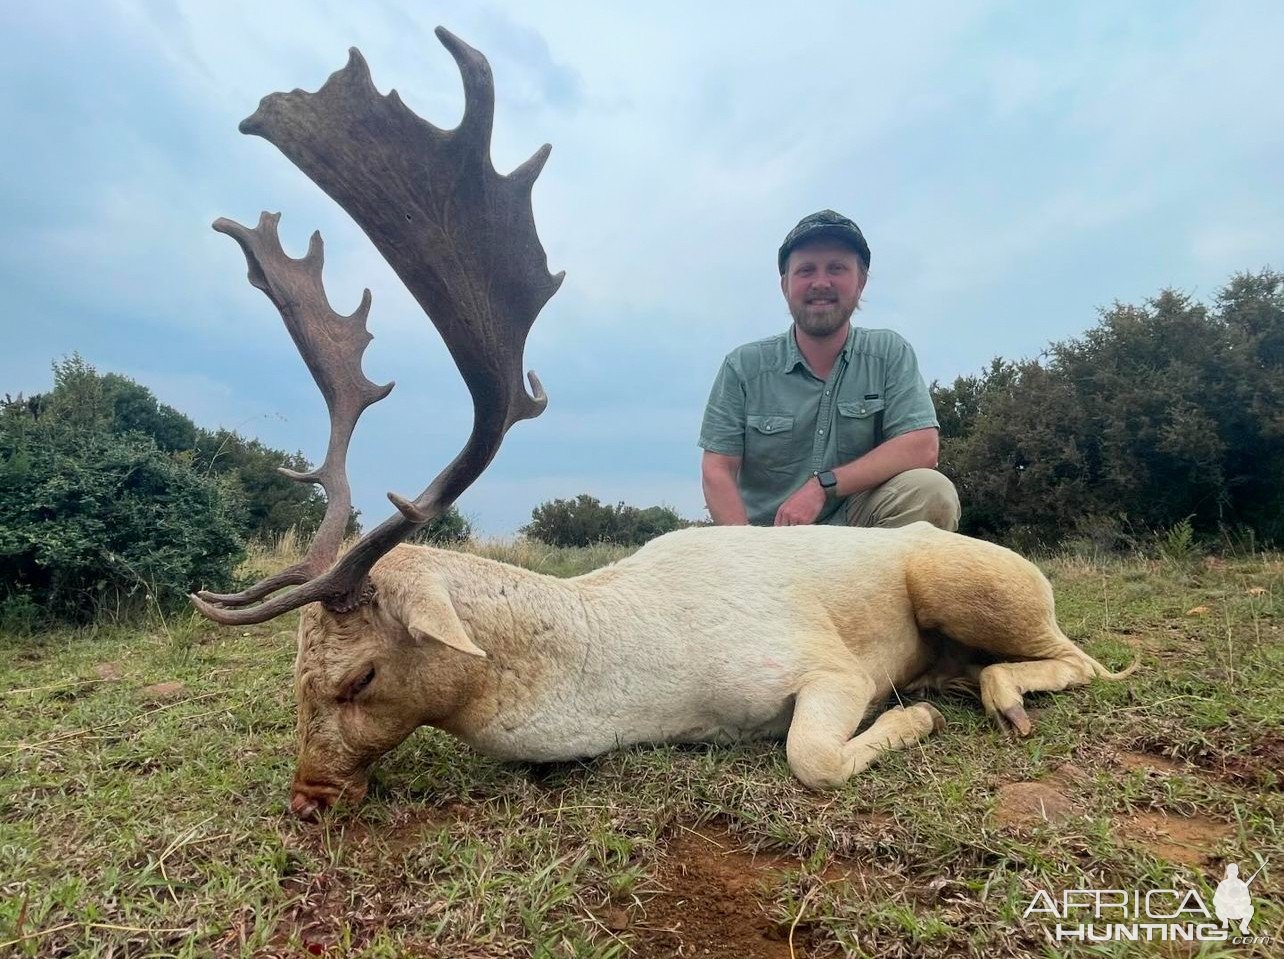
[699,324,939,525]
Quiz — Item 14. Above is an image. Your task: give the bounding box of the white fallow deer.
[193,28,1137,819]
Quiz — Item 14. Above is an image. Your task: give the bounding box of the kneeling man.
[699,210,960,530]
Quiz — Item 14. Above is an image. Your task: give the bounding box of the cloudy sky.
[3,1,1281,536]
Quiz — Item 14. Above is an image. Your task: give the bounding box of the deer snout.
[290,789,326,821]
[289,777,367,820]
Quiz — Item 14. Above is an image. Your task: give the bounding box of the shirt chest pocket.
[745,413,800,471]
[835,398,885,462]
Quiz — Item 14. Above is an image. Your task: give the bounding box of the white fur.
[479,528,919,760]
[398,525,945,762]
[317,521,1128,792]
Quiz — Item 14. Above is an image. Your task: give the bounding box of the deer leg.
[978,656,1098,736]
[787,672,945,790]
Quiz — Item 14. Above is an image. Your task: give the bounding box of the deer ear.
[403,588,487,659]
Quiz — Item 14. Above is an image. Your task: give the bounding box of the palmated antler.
[194,212,392,609]
[193,27,563,625]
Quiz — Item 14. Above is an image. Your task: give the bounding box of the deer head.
[193,28,562,817]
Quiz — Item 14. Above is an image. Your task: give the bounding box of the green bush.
[933,269,1284,549]
[408,506,474,545]
[0,408,245,624]
[522,494,689,547]
[17,355,352,543]
[194,428,344,540]
[1158,517,1200,567]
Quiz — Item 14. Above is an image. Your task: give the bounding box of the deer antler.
[192,212,392,609]
[193,28,562,624]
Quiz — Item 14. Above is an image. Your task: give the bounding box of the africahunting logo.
[1023,861,1272,945]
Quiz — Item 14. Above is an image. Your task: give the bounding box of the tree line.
[2,268,1279,626]
[932,269,1282,551]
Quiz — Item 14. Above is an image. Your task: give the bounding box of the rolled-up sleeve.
[880,336,939,440]
[698,356,746,456]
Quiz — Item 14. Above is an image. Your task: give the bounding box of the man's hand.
[774,477,826,526]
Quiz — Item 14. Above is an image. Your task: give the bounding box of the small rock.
[1050,762,1088,784]
[141,681,187,700]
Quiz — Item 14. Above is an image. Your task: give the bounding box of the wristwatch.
[813,469,838,499]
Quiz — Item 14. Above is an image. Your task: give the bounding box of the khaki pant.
[824,468,961,532]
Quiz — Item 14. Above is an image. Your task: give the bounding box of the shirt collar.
[783,324,858,373]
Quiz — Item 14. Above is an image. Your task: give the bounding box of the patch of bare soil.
[233,803,470,958]
[1112,620,1228,663]
[139,680,187,700]
[359,801,465,855]
[625,825,800,958]
[1115,750,1187,774]
[1115,811,1235,867]
[991,781,1081,828]
[241,870,352,958]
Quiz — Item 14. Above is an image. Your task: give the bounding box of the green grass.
[1,544,1282,957]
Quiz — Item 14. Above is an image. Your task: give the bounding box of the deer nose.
[290,788,329,821]
[289,779,338,820]
[289,778,368,819]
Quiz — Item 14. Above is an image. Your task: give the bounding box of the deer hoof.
[1001,703,1033,737]
[917,702,947,733]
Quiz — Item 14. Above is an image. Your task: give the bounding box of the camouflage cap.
[777,210,871,274]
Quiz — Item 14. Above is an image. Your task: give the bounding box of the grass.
[1,540,1282,957]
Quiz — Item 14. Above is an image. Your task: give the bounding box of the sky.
[2,1,1281,537]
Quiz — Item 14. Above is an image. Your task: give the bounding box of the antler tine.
[192,30,562,625]
[198,213,392,612]
[193,568,308,607]
[435,26,495,164]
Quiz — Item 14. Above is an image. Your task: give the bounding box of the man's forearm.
[832,428,939,498]
[703,468,750,525]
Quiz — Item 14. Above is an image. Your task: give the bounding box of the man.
[699,210,960,530]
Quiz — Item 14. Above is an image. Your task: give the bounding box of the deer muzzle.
[289,776,368,820]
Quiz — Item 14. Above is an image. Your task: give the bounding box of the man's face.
[781,240,867,337]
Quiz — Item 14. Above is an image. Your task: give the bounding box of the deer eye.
[343,666,376,701]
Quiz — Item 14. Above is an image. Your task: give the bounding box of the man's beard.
[791,297,855,337]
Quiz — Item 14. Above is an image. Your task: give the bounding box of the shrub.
[194,428,344,540]
[0,410,245,624]
[933,269,1284,549]
[522,495,688,547]
[408,506,474,545]
[1158,517,1200,567]
[19,356,353,543]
